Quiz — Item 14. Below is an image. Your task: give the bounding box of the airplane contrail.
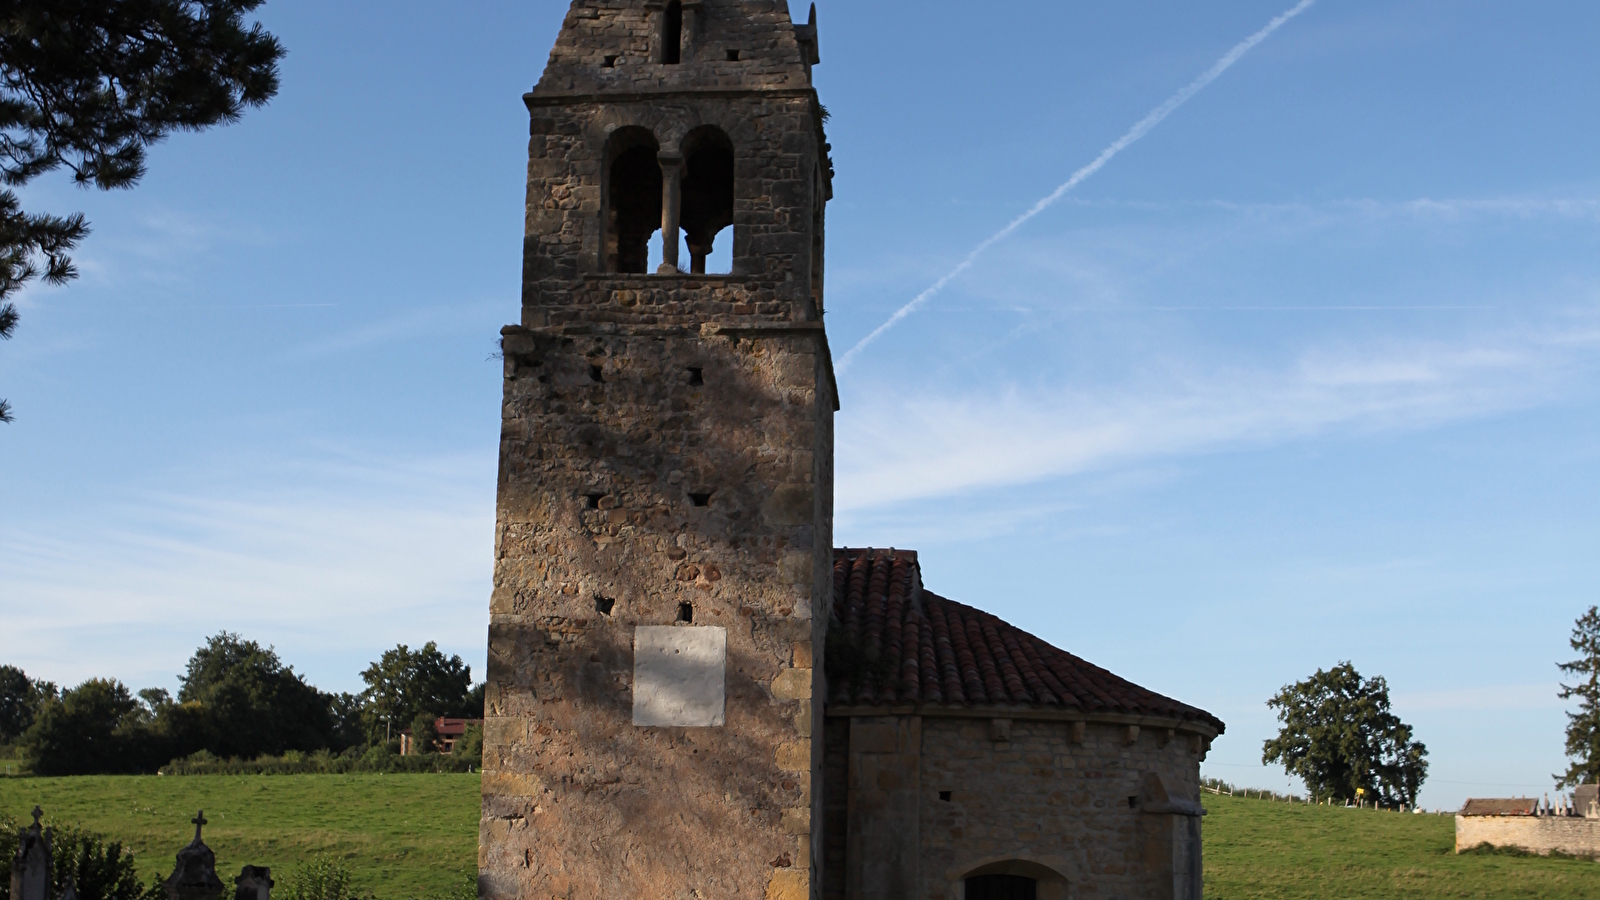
[836,0,1318,373]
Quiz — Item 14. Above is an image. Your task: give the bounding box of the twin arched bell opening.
[604,124,735,275]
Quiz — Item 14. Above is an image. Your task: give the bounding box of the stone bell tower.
[481,2,835,898]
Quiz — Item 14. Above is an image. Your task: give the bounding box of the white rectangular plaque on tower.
[632,625,726,726]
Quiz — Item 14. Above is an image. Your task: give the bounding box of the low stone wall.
[1456,815,1600,858]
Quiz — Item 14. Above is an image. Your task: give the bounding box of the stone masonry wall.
[485,320,834,898]
[536,0,815,96]
[483,2,834,895]
[520,94,826,297]
[1456,816,1600,858]
[822,714,1207,900]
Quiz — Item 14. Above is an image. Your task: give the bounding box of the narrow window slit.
[602,55,618,68]
[687,367,704,386]
[584,493,605,509]
[726,49,740,61]
[689,491,711,507]
[595,596,616,616]
[662,1,683,64]
[1128,795,1139,809]
[677,602,694,623]
[589,364,604,382]
[939,791,952,802]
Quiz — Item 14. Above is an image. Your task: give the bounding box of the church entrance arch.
[952,858,1071,900]
[965,873,1036,900]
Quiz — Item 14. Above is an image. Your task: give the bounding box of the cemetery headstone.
[162,812,224,900]
[9,806,51,900]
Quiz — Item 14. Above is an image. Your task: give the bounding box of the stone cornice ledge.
[824,703,1221,740]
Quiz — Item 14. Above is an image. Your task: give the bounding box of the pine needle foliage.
[1556,605,1600,789]
[0,0,284,421]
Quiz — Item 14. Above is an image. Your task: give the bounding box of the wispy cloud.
[0,451,494,689]
[287,301,500,358]
[837,323,1598,514]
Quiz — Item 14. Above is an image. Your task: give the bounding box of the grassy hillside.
[0,775,478,899]
[4,775,1598,899]
[1204,792,1600,899]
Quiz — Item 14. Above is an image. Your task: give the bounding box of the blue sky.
[2,0,1598,808]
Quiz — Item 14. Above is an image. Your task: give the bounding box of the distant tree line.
[0,633,483,775]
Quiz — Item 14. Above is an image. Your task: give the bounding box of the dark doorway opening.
[680,126,734,274]
[965,874,1037,900]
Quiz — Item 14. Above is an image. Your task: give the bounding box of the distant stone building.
[479,3,1224,899]
[1456,786,1600,859]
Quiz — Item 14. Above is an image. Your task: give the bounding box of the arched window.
[662,0,683,65]
[965,874,1036,900]
[605,127,662,274]
[679,125,734,274]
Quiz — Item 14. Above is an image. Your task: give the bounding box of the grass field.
[0,775,478,899]
[5,775,1600,899]
[1203,792,1600,899]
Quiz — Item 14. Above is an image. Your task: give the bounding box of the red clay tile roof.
[828,548,1224,732]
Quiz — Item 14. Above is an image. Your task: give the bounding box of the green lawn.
[0,775,479,899]
[1204,792,1600,899]
[5,776,1599,899]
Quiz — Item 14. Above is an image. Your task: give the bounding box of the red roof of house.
[828,548,1224,732]
[435,718,482,737]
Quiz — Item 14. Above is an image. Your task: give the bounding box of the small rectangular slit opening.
[584,493,605,509]
[687,366,704,386]
[677,602,694,623]
[726,49,740,61]
[689,492,711,507]
[603,55,618,68]
[939,791,952,802]
[595,596,616,616]
[589,364,604,382]
[1128,795,1139,809]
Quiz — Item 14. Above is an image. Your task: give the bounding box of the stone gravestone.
[1577,783,1599,818]
[163,812,225,900]
[9,807,51,900]
[233,866,273,900]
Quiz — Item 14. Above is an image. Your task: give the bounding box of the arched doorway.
[952,858,1069,900]
[965,873,1036,900]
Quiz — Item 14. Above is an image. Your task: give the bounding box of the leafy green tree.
[174,632,334,758]
[1262,661,1429,808]
[1557,605,1600,788]
[0,664,55,743]
[0,0,284,422]
[408,711,438,755]
[359,642,474,742]
[453,722,483,765]
[22,678,150,775]
[327,691,366,752]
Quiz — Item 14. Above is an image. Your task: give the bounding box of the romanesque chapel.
[481,3,1224,899]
